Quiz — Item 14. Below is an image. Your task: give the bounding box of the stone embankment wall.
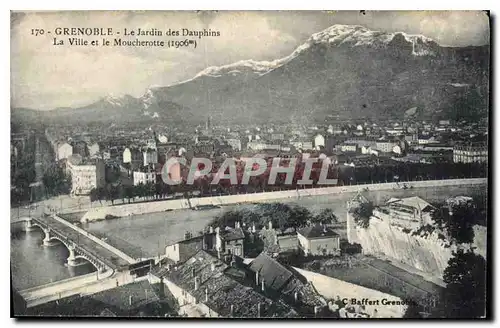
[293,267,406,318]
[81,178,486,222]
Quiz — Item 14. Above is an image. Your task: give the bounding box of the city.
[10,11,489,319]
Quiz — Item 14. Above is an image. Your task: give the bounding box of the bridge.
[16,213,147,307]
[21,213,136,271]
[18,270,139,308]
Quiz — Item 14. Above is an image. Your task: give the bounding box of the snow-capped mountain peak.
[99,94,134,107]
[306,24,438,55]
[193,58,289,79]
[142,88,156,109]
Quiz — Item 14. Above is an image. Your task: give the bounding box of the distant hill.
[12,24,490,126]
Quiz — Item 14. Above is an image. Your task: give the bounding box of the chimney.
[257,303,261,318]
[205,288,209,302]
[129,295,132,306]
[261,278,265,292]
[230,304,234,317]
[202,234,207,250]
[252,223,256,233]
[194,276,200,291]
[209,226,214,234]
[323,224,327,233]
[294,291,299,303]
[268,221,273,230]
[314,306,320,317]
[192,268,196,278]
[235,221,240,229]
[255,270,259,285]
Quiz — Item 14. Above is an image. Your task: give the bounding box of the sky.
[10,11,490,110]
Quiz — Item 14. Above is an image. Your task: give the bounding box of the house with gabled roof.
[297,224,340,256]
[150,250,299,318]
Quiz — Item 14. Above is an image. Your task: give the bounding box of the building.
[72,140,89,157]
[453,143,488,163]
[57,142,73,161]
[165,232,216,264]
[375,141,398,153]
[123,147,143,167]
[133,170,156,186]
[149,250,298,318]
[225,138,242,151]
[292,140,313,151]
[417,136,438,145]
[373,196,435,230]
[247,141,281,151]
[297,225,340,256]
[247,253,327,311]
[87,142,100,157]
[215,224,245,257]
[338,144,357,153]
[143,149,158,167]
[165,223,245,263]
[314,134,325,149]
[66,159,106,195]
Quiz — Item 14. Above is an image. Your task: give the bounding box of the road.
[33,214,134,269]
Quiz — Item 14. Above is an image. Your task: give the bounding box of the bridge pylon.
[42,228,53,247]
[67,245,78,267]
[24,218,37,232]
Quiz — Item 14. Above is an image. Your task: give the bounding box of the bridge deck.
[35,215,131,270]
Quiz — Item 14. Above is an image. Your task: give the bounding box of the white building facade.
[133,171,156,186]
[67,159,106,195]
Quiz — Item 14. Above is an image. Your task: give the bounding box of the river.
[11,183,487,290]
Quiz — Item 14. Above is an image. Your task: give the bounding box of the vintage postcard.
[10,10,490,319]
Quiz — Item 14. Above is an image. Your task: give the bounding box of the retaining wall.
[80,178,487,222]
[293,267,406,318]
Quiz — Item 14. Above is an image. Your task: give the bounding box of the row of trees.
[208,203,338,232]
[338,161,487,186]
[42,164,71,197]
[11,134,36,206]
[88,160,487,207]
[89,181,167,205]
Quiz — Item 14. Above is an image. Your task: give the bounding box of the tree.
[432,202,477,244]
[208,203,312,231]
[312,208,338,225]
[89,188,98,203]
[438,249,486,318]
[350,201,374,228]
[124,185,135,204]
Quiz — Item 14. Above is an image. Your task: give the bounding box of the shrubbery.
[350,201,374,228]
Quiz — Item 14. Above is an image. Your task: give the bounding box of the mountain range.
[12,24,490,126]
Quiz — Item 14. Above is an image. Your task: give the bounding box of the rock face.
[347,212,454,277]
[347,210,487,278]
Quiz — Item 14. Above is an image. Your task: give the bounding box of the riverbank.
[80,178,486,222]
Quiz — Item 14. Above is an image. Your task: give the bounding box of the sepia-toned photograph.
[10,10,490,319]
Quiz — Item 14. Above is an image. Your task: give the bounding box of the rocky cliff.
[346,211,486,278]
